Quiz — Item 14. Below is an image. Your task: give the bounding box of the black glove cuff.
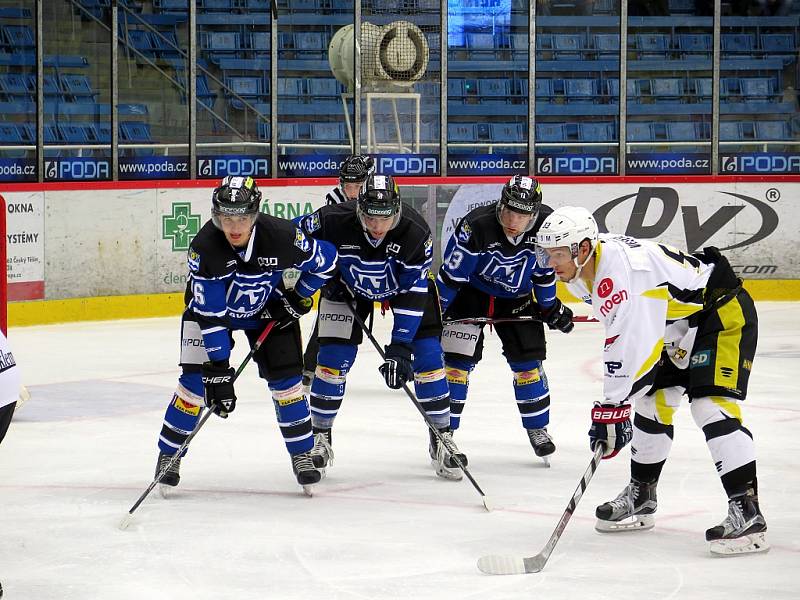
[385,342,413,361]
[206,359,231,370]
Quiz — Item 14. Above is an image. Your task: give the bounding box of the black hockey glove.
[267,289,313,329]
[202,360,237,418]
[589,403,632,459]
[323,280,357,306]
[378,342,414,390]
[541,298,574,333]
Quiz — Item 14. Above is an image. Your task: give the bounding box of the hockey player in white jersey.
[303,154,375,389]
[536,206,767,556]
[0,329,21,446]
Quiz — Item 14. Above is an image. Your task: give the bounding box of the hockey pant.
[310,336,450,430]
[157,317,313,458]
[446,357,551,431]
[631,387,757,498]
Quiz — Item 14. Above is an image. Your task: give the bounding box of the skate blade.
[158,484,176,499]
[431,459,463,481]
[595,514,655,533]
[541,455,551,468]
[302,485,315,497]
[709,532,770,556]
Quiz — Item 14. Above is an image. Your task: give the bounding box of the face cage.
[535,245,575,270]
[356,201,402,233]
[211,208,258,231]
[496,202,538,234]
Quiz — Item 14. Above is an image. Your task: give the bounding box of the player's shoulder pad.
[188,220,235,275]
[254,213,314,257]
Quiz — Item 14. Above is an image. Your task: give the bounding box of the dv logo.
[537,158,553,174]
[198,159,213,177]
[594,187,778,252]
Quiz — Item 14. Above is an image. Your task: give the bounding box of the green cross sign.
[163,202,201,251]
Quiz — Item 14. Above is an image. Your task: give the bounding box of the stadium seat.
[719,121,741,141]
[579,122,616,142]
[760,33,796,55]
[591,0,616,15]
[592,33,619,59]
[755,121,790,140]
[721,33,755,58]
[677,33,711,58]
[278,122,296,141]
[0,123,22,143]
[478,78,508,98]
[564,78,598,103]
[491,122,523,142]
[2,25,35,50]
[278,77,305,97]
[311,122,343,142]
[466,33,497,59]
[294,32,326,58]
[627,121,653,141]
[668,0,695,13]
[667,122,701,141]
[535,78,554,100]
[57,124,90,144]
[120,121,152,142]
[692,77,712,101]
[633,33,671,59]
[60,74,96,101]
[651,78,684,103]
[225,76,266,110]
[0,73,31,100]
[249,32,270,53]
[308,78,339,97]
[535,123,565,142]
[553,33,585,60]
[448,123,475,142]
[739,78,775,102]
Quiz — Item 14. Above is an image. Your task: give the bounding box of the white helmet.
[536,206,599,282]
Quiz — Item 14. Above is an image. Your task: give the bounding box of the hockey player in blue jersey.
[302,154,375,389]
[154,176,338,492]
[436,176,574,465]
[296,174,468,480]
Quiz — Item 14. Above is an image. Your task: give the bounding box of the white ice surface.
[1,302,798,599]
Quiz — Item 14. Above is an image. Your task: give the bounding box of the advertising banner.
[440,182,797,278]
[44,157,111,181]
[448,153,527,176]
[119,156,190,180]
[0,158,36,183]
[536,154,616,175]
[197,155,270,179]
[720,153,800,174]
[2,191,45,300]
[625,152,711,175]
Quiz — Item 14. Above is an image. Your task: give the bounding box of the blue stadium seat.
[294,32,326,57]
[311,122,343,142]
[0,123,23,143]
[739,78,775,102]
[627,122,653,141]
[755,121,790,140]
[535,123,565,142]
[201,31,241,54]
[535,78,554,100]
[593,33,619,59]
[249,32,270,52]
[677,33,711,57]
[475,122,491,141]
[553,33,585,60]
[122,28,156,56]
[606,79,639,102]
[2,25,35,49]
[246,0,272,10]
[634,33,671,59]
[60,74,96,101]
[721,33,755,58]
[41,74,63,99]
[308,78,339,97]
[491,122,523,142]
[151,30,181,59]
[667,122,700,141]
[478,78,508,97]
[57,124,90,144]
[466,33,496,59]
[278,122,296,140]
[719,121,741,141]
[692,77,712,101]
[651,78,684,103]
[154,0,188,11]
[0,73,31,100]
[204,0,232,10]
[120,121,152,142]
[225,76,266,110]
[448,78,465,99]
[761,34,796,54]
[278,77,304,96]
[448,123,475,142]
[579,122,616,142]
[564,78,597,103]
[591,0,616,14]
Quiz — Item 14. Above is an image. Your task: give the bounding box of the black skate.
[526,428,555,467]
[595,479,657,532]
[155,452,181,498]
[291,450,321,496]
[428,429,467,481]
[706,487,769,556]
[311,428,334,473]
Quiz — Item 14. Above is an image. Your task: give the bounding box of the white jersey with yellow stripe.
[566,233,715,407]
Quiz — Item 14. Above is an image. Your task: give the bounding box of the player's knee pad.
[631,412,674,465]
[158,391,202,455]
[638,386,683,425]
[270,377,312,426]
[177,371,204,402]
[509,359,549,400]
[312,343,356,389]
[445,358,473,402]
[691,396,755,476]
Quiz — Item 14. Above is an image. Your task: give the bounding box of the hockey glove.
[378,342,414,390]
[267,289,314,329]
[202,360,237,418]
[541,298,574,333]
[589,403,632,459]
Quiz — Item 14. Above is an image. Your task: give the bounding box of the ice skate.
[706,487,769,556]
[291,450,321,496]
[595,479,657,532]
[428,429,467,481]
[526,428,555,467]
[310,428,334,476]
[155,452,181,498]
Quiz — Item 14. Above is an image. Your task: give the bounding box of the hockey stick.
[476,444,604,574]
[345,302,493,512]
[445,315,597,325]
[118,320,277,531]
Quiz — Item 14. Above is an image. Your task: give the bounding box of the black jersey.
[297,200,433,343]
[437,203,557,312]
[325,186,347,205]
[186,213,337,361]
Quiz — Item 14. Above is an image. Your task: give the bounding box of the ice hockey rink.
[1,302,798,600]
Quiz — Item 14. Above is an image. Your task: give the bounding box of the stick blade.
[477,554,528,575]
[118,512,134,531]
[481,496,494,512]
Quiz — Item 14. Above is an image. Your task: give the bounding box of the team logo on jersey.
[599,289,629,317]
[597,278,614,298]
[423,235,433,257]
[294,229,311,252]
[228,281,272,318]
[187,249,200,273]
[605,361,623,374]
[348,264,398,298]
[478,253,527,292]
[304,213,321,234]
[386,242,401,256]
[457,222,472,243]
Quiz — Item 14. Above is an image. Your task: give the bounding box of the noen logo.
[599,289,628,317]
